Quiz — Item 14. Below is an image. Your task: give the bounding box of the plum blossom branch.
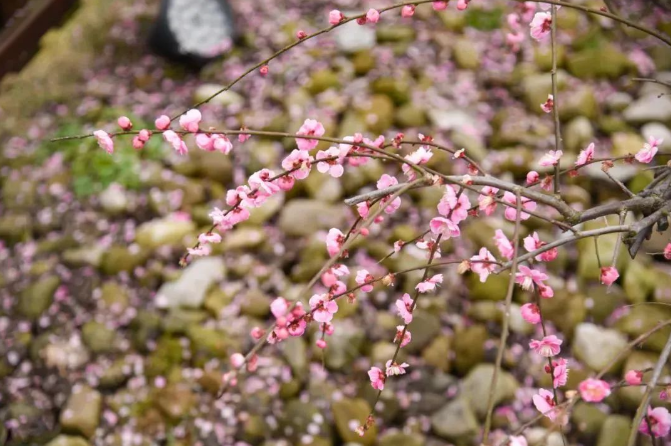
[517,0,671,46]
[216,179,421,396]
[496,225,632,273]
[550,3,562,195]
[627,331,671,446]
[497,320,671,446]
[483,190,522,443]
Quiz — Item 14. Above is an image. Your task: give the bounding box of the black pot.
[149,0,237,67]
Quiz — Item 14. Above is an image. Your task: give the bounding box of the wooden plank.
[0,0,29,27]
[0,0,79,80]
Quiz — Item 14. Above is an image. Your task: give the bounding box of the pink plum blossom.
[401,5,415,17]
[402,146,433,180]
[600,266,619,286]
[316,147,345,178]
[538,150,563,167]
[356,269,375,292]
[625,369,643,386]
[516,265,549,291]
[238,131,251,142]
[179,109,202,133]
[457,0,469,10]
[395,293,414,324]
[529,335,562,357]
[576,143,595,167]
[639,407,671,437]
[530,12,552,41]
[295,119,325,151]
[368,367,386,390]
[117,116,132,131]
[503,192,537,221]
[356,201,370,219]
[578,378,611,402]
[521,303,541,324]
[326,228,345,257]
[329,9,344,25]
[635,136,662,164]
[471,247,497,282]
[366,9,380,23]
[533,388,559,421]
[494,229,515,260]
[309,294,338,323]
[432,1,448,11]
[540,94,554,113]
[163,130,188,155]
[94,130,114,154]
[526,171,539,184]
[270,297,289,319]
[478,186,499,215]
[282,149,312,180]
[509,436,528,446]
[155,115,170,130]
[429,217,461,239]
[438,185,471,223]
[394,326,411,347]
[249,169,280,196]
[385,360,409,376]
[377,174,402,214]
[416,274,443,293]
[188,245,211,257]
[198,232,222,244]
[664,243,671,260]
[230,353,245,368]
[524,232,558,262]
[552,358,569,388]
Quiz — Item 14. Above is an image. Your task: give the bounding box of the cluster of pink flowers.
[267,298,308,343]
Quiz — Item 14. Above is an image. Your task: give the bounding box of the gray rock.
[81,321,116,354]
[100,245,148,275]
[43,335,90,370]
[98,183,129,215]
[332,398,376,445]
[334,17,376,53]
[0,213,31,242]
[428,109,477,131]
[194,84,243,106]
[642,122,671,150]
[45,435,91,446]
[156,257,225,309]
[605,92,633,112]
[379,432,425,446]
[135,217,195,249]
[597,415,631,446]
[564,117,594,153]
[278,199,348,237]
[462,364,519,418]
[281,337,308,381]
[63,246,105,268]
[18,275,60,320]
[154,384,195,421]
[431,397,478,442]
[60,385,102,438]
[573,323,628,372]
[623,94,671,124]
[324,319,364,370]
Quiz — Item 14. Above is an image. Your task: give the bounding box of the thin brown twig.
[550,4,562,195]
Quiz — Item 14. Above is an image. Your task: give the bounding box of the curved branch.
[627,332,671,446]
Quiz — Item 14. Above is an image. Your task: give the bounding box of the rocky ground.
[1,0,671,445]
